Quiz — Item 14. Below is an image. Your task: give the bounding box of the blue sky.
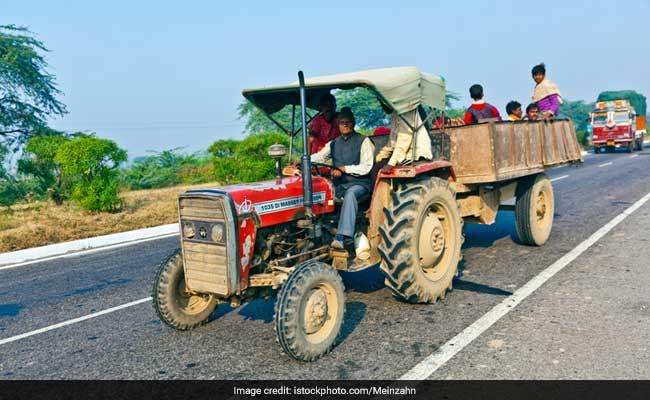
[5,0,650,158]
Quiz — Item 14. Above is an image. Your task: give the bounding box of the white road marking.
[400,190,650,380]
[550,175,569,182]
[598,162,613,168]
[0,233,178,271]
[0,297,152,346]
[630,154,639,158]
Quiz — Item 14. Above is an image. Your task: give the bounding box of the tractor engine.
[177,175,336,301]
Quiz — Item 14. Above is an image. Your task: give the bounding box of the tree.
[559,100,594,132]
[208,132,289,184]
[0,143,25,208]
[0,25,67,150]
[55,136,127,212]
[17,132,70,202]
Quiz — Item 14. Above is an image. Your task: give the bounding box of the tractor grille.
[179,196,234,296]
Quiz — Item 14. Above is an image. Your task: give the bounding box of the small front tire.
[274,261,346,362]
[152,249,218,330]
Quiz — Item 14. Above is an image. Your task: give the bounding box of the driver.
[311,107,374,249]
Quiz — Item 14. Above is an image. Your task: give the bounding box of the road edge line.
[0,297,152,346]
[399,190,650,380]
[0,224,179,269]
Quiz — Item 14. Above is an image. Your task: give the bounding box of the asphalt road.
[1,147,649,379]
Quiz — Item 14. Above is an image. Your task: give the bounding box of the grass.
[0,181,220,253]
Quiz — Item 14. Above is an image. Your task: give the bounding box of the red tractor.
[153,67,582,361]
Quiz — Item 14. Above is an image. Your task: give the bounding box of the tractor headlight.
[211,223,224,242]
[182,221,195,238]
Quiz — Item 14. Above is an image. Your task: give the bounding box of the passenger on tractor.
[308,92,340,154]
[311,107,374,249]
[463,84,502,124]
[374,100,433,174]
[523,103,540,121]
[506,100,523,121]
[531,62,563,120]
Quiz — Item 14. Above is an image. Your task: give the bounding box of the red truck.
[592,91,646,153]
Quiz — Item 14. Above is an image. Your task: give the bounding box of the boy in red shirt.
[463,84,502,124]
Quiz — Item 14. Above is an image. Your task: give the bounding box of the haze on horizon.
[5,0,649,158]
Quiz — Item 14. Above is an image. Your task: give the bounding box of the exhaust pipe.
[298,71,313,218]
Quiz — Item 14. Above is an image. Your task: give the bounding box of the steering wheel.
[310,162,343,177]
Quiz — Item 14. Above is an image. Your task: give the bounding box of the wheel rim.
[535,185,551,225]
[417,199,455,281]
[175,273,213,315]
[301,282,339,343]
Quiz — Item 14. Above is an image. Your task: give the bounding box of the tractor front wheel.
[378,177,463,303]
[152,249,219,330]
[274,261,346,361]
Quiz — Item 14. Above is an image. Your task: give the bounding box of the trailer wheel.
[274,261,345,362]
[378,177,463,303]
[515,174,554,246]
[152,249,218,330]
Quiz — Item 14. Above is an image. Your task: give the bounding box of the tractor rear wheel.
[378,177,463,303]
[152,249,218,330]
[515,173,554,246]
[274,261,345,361]
[636,138,644,151]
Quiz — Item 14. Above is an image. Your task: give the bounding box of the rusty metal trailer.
[429,118,582,231]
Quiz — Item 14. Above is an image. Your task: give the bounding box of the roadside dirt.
[0,182,218,252]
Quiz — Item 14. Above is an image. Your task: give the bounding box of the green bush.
[208,132,289,184]
[55,136,127,212]
[118,148,214,190]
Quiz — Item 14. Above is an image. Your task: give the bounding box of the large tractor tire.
[636,138,644,151]
[378,177,463,304]
[515,173,554,246]
[274,261,345,361]
[152,249,219,330]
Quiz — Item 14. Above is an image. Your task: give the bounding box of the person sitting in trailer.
[308,92,340,154]
[464,84,502,124]
[523,103,540,121]
[506,100,523,121]
[530,62,563,120]
[374,100,433,174]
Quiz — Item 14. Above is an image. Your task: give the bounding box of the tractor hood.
[185,176,335,227]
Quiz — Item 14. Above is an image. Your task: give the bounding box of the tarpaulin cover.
[242,67,446,117]
[597,90,647,116]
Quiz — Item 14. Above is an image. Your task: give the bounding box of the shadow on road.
[337,301,367,345]
[452,278,513,296]
[462,211,518,249]
[209,298,275,324]
[341,265,385,294]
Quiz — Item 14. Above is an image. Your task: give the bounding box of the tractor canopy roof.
[242,67,446,117]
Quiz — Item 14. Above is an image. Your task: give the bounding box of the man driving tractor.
[288,107,374,249]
